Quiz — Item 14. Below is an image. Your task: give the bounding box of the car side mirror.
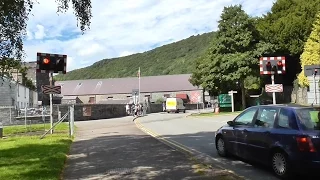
[227,121,234,126]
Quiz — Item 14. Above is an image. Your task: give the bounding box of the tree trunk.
[241,80,246,110]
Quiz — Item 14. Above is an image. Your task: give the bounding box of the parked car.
[215,104,320,179]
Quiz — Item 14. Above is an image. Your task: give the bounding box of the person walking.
[162,102,166,112]
[125,103,130,116]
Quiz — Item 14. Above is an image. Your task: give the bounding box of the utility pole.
[314,69,318,104]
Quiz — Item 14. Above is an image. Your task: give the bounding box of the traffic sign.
[228,90,238,95]
[265,84,283,93]
[41,85,61,94]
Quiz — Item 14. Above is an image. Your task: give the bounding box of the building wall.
[16,84,38,108]
[0,79,36,108]
[16,83,30,108]
[25,61,37,85]
[73,89,204,104]
[0,79,17,107]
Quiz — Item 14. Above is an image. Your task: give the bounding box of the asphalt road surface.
[138,112,281,180]
[63,115,222,180]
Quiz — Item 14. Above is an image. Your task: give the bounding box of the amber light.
[43,58,50,64]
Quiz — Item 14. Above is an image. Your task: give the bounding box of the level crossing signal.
[36,52,67,74]
[260,57,286,75]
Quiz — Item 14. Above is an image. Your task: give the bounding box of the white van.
[166,98,186,113]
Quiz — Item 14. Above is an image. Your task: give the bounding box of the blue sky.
[24,0,275,71]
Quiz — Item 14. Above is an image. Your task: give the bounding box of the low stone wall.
[0,107,16,125]
[0,103,205,125]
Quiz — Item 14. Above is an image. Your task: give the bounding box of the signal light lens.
[43,58,50,64]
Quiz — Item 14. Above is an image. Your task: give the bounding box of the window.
[164,94,170,98]
[145,95,150,97]
[234,108,257,125]
[89,97,95,103]
[255,107,278,128]
[295,108,320,131]
[24,87,26,98]
[277,108,295,129]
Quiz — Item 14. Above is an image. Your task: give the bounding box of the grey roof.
[56,74,201,96]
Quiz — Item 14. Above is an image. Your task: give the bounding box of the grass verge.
[0,122,73,180]
[3,123,70,136]
[190,111,242,117]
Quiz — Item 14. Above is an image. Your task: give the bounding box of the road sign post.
[271,75,276,105]
[49,73,53,134]
[260,56,286,105]
[228,90,237,112]
[36,52,67,135]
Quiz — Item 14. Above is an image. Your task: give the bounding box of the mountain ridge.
[54,31,215,81]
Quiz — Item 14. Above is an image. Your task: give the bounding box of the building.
[11,61,37,85]
[56,74,206,104]
[0,78,38,108]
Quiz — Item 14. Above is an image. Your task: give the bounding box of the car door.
[232,107,258,159]
[246,107,279,163]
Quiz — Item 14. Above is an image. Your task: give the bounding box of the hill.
[54,32,215,81]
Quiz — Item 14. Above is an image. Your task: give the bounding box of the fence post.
[9,107,12,124]
[24,106,27,129]
[68,106,71,138]
[68,105,75,137]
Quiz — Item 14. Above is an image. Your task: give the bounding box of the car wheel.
[271,151,291,179]
[216,136,228,157]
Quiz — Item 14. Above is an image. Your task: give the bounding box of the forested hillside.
[54,32,215,80]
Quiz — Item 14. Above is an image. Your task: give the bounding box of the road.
[63,115,225,180]
[137,111,280,180]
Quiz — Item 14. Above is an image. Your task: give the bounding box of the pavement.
[62,114,235,180]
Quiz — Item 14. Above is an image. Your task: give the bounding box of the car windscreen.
[295,108,320,131]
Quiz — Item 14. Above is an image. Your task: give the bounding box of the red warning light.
[43,58,50,64]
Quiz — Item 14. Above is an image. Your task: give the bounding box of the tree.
[297,12,320,87]
[256,0,320,85]
[190,5,273,109]
[0,0,92,78]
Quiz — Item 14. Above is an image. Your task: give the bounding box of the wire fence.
[0,105,53,135]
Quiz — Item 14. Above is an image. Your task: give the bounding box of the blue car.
[215,105,320,179]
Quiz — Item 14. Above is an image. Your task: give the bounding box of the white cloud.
[34,24,46,39]
[24,0,275,72]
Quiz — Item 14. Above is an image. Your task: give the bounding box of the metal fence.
[0,105,74,137]
[0,105,51,133]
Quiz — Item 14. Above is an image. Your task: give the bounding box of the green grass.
[4,123,69,136]
[0,123,73,180]
[191,111,242,117]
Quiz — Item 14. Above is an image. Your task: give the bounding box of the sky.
[24,0,275,71]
